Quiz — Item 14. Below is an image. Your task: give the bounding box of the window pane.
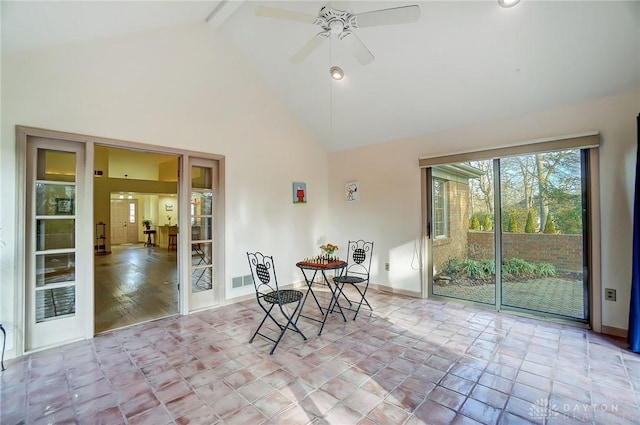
[36,219,75,251]
[192,267,212,292]
[37,149,76,182]
[36,253,75,287]
[191,218,212,240]
[432,161,495,305]
[36,286,75,322]
[36,183,76,216]
[433,179,446,237]
[500,150,585,319]
[192,166,212,189]
[129,202,136,223]
[191,191,212,216]
[192,242,212,266]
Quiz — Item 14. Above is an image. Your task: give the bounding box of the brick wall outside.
[467,231,583,272]
[433,180,469,271]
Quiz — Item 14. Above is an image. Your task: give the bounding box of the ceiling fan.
[255,2,421,65]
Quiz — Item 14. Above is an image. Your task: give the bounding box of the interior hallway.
[94,244,178,333]
[2,289,638,425]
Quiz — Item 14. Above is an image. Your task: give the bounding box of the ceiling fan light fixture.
[330,66,344,80]
[498,0,521,8]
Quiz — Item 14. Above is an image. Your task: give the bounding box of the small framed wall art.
[293,182,307,204]
[345,182,359,202]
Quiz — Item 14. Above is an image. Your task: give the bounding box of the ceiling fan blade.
[341,32,374,65]
[255,6,318,24]
[352,5,421,28]
[290,34,328,64]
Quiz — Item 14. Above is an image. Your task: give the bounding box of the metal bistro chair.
[333,240,374,320]
[247,252,307,354]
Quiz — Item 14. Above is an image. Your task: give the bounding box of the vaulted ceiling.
[3,1,639,152]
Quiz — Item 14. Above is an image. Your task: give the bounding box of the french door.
[26,138,88,350]
[188,158,219,311]
[427,147,590,322]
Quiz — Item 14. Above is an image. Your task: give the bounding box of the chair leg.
[352,282,372,320]
[333,281,353,308]
[271,301,307,355]
[250,304,275,343]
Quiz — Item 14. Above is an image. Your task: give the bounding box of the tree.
[468,160,494,215]
[525,210,536,233]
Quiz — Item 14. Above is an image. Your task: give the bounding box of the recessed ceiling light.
[498,0,521,8]
[330,66,344,80]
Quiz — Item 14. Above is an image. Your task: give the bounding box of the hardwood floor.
[94,243,179,333]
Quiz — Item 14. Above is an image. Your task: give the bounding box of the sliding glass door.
[499,150,586,319]
[428,148,589,321]
[431,161,496,306]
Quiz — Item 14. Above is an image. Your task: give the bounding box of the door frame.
[15,125,225,356]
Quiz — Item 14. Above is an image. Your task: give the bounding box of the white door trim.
[14,125,225,358]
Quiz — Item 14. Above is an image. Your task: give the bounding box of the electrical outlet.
[385,263,390,271]
[605,288,616,301]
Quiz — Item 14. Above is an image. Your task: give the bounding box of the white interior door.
[189,159,218,311]
[110,200,138,244]
[26,139,87,351]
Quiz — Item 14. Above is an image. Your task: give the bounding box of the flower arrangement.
[320,243,339,256]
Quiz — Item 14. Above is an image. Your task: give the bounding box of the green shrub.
[543,214,557,233]
[525,210,536,233]
[534,262,556,277]
[480,258,495,276]
[503,257,535,276]
[470,215,481,230]
[508,215,519,232]
[482,215,492,231]
[441,256,556,281]
[461,258,486,279]
[440,257,461,276]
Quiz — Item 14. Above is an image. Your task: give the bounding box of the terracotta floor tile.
[165,391,205,418]
[428,385,467,410]
[459,398,501,425]
[5,289,639,425]
[320,376,358,400]
[413,399,457,425]
[225,404,267,425]
[127,404,174,425]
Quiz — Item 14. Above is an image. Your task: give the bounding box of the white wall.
[0,23,328,357]
[328,90,640,331]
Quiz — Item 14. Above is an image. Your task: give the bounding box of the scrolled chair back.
[345,240,374,276]
[247,251,278,295]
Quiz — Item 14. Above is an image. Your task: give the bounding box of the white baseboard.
[368,283,421,298]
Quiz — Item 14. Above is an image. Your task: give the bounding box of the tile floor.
[1,287,639,425]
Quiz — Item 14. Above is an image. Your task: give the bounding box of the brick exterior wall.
[433,180,470,271]
[467,231,583,272]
